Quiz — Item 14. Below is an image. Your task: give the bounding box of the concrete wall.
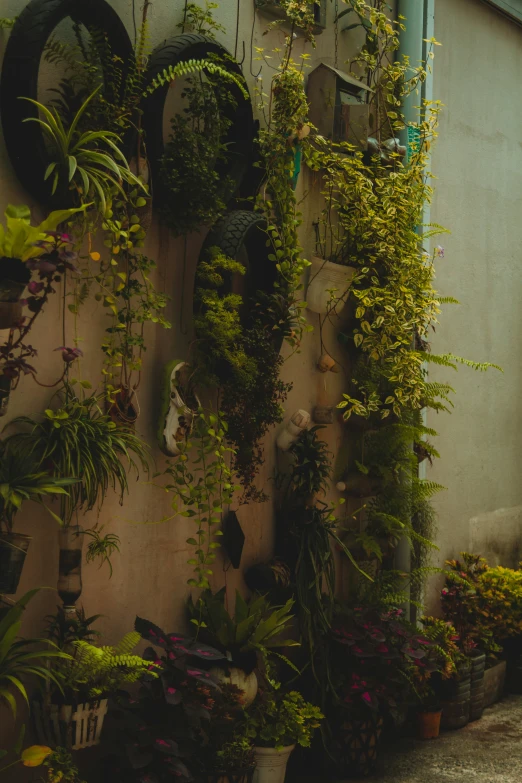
[428,0,522,588]
[0,1,367,652]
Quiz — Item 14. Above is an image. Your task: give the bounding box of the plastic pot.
[253,745,295,783]
[306,256,355,315]
[417,710,442,740]
[57,526,84,610]
[0,532,31,594]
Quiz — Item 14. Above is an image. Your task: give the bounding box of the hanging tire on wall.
[0,0,133,205]
[197,209,283,351]
[142,34,254,210]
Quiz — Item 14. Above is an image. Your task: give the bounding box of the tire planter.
[0,533,32,594]
[198,210,283,352]
[306,256,356,315]
[253,745,295,783]
[441,665,471,730]
[483,660,507,707]
[57,525,84,610]
[417,711,442,740]
[209,666,258,707]
[142,34,254,210]
[469,650,486,721]
[331,715,383,778]
[0,0,133,206]
[32,696,108,750]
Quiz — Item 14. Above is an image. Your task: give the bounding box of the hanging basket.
[0,533,32,594]
[32,698,108,750]
[57,526,84,610]
[306,257,355,315]
[331,715,383,778]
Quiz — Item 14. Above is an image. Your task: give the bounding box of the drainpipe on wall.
[394,0,432,619]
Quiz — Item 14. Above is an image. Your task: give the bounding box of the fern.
[143,58,248,98]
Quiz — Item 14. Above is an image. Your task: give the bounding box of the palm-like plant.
[21,88,146,212]
[0,589,70,718]
[0,440,78,534]
[5,385,150,527]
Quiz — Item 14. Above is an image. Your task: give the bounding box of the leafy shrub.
[247,690,323,750]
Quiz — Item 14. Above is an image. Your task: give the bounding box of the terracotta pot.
[483,660,507,707]
[306,256,355,315]
[253,745,295,783]
[417,710,442,739]
[209,667,258,707]
[0,533,31,594]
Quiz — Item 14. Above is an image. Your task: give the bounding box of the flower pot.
[483,660,507,707]
[331,716,383,778]
[209,667,258,707]
[306,256,355,315]
[108,388,138,427]
[253,745,295,783]
[0,532,31,594]
[57,526,84,610]
[0,301,22,329]
[0,373,11,417]
[469,650,486,721]
[32,698,108,750]
[417,710,442,740]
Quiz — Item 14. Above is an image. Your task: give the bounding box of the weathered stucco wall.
[0,1,368,655]
[428,0,522,586]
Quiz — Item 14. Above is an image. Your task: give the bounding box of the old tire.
[0,0,133,205]
[142,34,254,209]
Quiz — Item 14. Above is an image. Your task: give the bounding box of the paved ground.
[354,695,522,782]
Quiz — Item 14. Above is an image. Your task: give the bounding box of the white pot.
[306,256,355,315]
[253,745,295,783]
[209,666,258,707]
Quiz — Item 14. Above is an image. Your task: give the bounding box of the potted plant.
[187,589,298,707]
[0,589,70,719]
[209,730,256,783]
[0,204,86,413]
[247,690,323,783]
[328,605,436,776]
[0,440,77,594]
[33,631,157,750]
[5,384,149,608]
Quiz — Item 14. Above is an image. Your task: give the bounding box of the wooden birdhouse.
[307,63,372,150]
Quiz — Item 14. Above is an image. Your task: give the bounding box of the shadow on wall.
[470,506,522,568]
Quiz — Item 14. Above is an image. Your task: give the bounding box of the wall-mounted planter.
[483,660,506,707]
[57,525,84,611]
[306,257,355,315]
[255,0,327,33]
[32,698,108,750]
[157,360,196,457]
[253,745,295,783]
[0,532,32,594]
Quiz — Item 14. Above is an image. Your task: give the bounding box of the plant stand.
[483,660,507,707]
[306,257,355,315]
[330,716,383,778]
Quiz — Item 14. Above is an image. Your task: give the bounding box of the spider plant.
[4,384,150,527]
[0,440,78,535]
[0,589,70,718]
[21,87,146,212]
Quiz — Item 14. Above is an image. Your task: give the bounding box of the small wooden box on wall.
[255,0,327,33]
[307,63,372,150]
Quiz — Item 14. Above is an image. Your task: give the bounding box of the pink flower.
[167,687,177,695]
[54,346,83,363]
[28,281,45,295]
[361,692,372,704]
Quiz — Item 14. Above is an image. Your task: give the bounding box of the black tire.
[0,0,133,205]
[198,209,283,352]
[142,34,254,209]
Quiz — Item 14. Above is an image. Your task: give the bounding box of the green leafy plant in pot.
[246,689,323,783]
[5,384,149,607]
[187,588,298,706]
[0,440,77,594]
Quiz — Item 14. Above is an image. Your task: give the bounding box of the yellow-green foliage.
[478,566,522,640]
